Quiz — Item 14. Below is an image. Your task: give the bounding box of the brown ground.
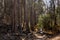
[34,33,60,40]
[49,35,60,40]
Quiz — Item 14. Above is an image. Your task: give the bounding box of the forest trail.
[49,35,60,40]
[34,33,60,40]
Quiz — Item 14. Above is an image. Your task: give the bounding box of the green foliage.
[38,13,51,29]
[56,6,60,27]
[38,7,60,32]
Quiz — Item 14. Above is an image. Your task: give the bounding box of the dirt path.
[49,35,60,40]
[34,33,60,40]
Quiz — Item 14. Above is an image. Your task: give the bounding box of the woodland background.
[0,0,60,38]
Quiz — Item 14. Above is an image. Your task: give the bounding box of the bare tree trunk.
[0,0,4,24]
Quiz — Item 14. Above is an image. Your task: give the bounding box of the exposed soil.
[49,34,60,40]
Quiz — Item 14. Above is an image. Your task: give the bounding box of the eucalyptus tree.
[0,0,4,25]
[56,0,60,31]
[49,0,57,27]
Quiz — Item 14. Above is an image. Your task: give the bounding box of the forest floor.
[49,34,60,40]
[0,32,60,40]
[34,32,60,40]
